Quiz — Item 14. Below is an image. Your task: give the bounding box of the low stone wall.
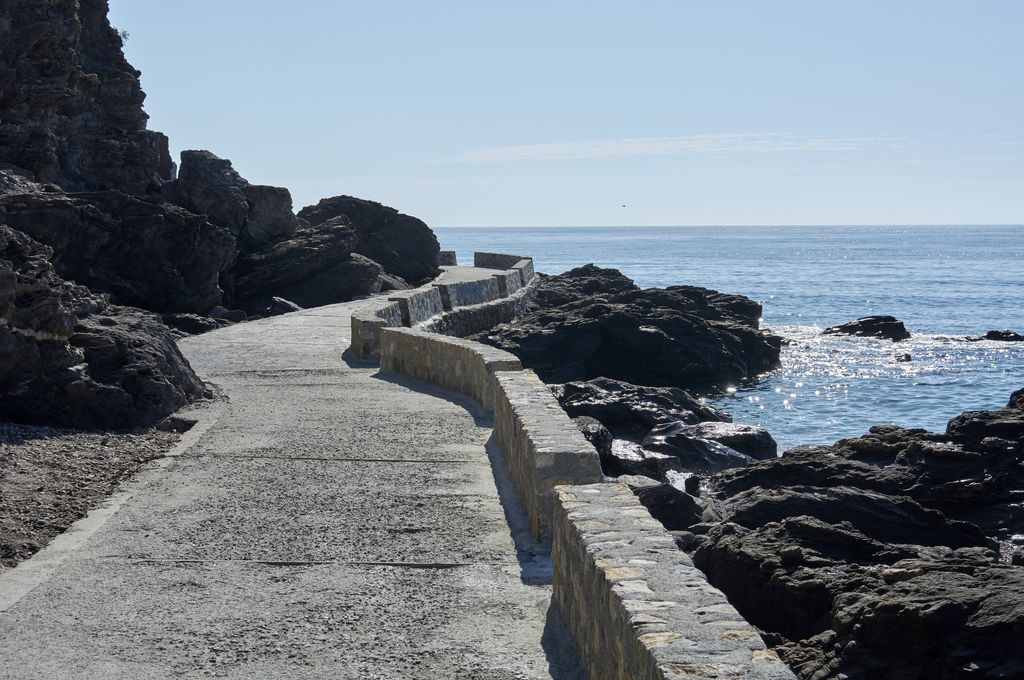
[513,258,535,285]
[475,251,526,270]
[349,299,404,360]
[387,287,445,327]
[438,250,458,266]
[351,250,793,679]
[433,276,502,311]
[491,269,523,297]
[350,253,536,359]
[379,327,522,413]
[494,370,602,539]
[552,483,796,680]
[425,273,538,338]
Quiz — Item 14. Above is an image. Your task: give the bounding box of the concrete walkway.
[0,280,584,678]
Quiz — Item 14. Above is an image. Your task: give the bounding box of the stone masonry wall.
[552,483,796,680]
[350,252,536,358]
[474,252,526,270]
[493,370,602,540]
[354,251,792,680]
[379,327,521,413]
[424,273,538,338]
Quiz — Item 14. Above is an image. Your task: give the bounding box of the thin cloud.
[439,133,900,163]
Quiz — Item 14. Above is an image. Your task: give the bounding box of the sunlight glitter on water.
[706,326,1024,451]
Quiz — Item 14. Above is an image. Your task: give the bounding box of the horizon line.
[435,223,1024,229]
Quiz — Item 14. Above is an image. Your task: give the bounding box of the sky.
[109,1,1024,227]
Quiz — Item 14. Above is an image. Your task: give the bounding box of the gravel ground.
[0,423,180,570]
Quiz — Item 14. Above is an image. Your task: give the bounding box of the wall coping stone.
[552,483,796,680]
[493,370,602,540]
[379,326,521,413]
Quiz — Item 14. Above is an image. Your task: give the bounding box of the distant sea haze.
[436,225,1024,450]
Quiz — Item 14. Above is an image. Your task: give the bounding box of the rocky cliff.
[0,0,441,426]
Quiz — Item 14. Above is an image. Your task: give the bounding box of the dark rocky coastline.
[477,264,782,387]
[0,0,440,428]
[823,315,911,341]
[621,390,1024,680]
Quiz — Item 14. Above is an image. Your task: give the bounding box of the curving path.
[0,269,584,679]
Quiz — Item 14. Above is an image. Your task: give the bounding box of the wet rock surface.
[553,377,729,436]
[823,315,911,341]
[477,265,782,387]
[640,390,1024,680]
[972,329,1024,342]
[641,421,757,474]
[670,420,778,460]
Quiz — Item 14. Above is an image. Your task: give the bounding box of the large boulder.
[552,377,729,437]
[299,196,439,284]
[0,226,205,428]
[227,219,406,309]
[685,392,1024,679]
[823,315,911,341]
[670,421,778,460]
[641,421,757,474]
[0,179,236,313]
[981,329,1024,342]
[477,266,782,387]
[169,150,299,248]
[529,264,639,308]
[0,0,173,194]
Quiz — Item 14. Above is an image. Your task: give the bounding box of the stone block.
[551,483,796,680]
[493,370,602,540]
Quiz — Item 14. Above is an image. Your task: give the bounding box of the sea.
[435,225,1024,451]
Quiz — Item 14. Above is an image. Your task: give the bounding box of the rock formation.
[478,265,782,387]
[823,315,911,341]
[1,171,236,313]
[633,390,1024,679]
[0,0,443,426]
[168,150,299,248]
[0,226,205,428]
[0,0,173,194]
[969,329,1024,342]
[552,377,730,436]
[299,195,440,284]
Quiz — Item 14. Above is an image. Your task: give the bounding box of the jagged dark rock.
[823,315,911,341]
[161,313,231,337]
[552,377,729,437]
[0,178,236,312]
[0,0,172,194]
[169,150,299,248]
[633,483,704,531]
[682,391,1024,680]
[572,415,613,461]
[1010,389,1024,410]
[1,226,205,428]
[299,195,440,284]
[529,264,639,309]
[228,219,406,308]
[641,421,757,474]
[601,440,686,479]
[477,266,781,387]
[669,421,778,460]
[977,329,1024,342]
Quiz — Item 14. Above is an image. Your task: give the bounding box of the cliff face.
[0,0,441,427]
[0,0,172,193]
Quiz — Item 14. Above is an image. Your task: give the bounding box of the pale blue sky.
[109,1,1023,226]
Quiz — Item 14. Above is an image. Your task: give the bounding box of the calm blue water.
[436,226,1024,451]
